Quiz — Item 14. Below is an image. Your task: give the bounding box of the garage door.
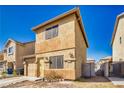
[28,63,37,77]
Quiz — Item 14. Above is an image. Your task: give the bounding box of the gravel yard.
[2,76,124,88]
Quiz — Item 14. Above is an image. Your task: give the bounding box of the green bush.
[13,70,17,77]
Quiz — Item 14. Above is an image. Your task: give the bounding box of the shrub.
[45,71,63,82]
[13,70,17,77]
[1,71,7,78]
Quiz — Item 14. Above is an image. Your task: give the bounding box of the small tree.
[2,71,7,78]
[13,69,17,77]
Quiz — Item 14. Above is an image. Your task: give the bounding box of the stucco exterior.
[35,14,76,54]
[0,52,4,61]
[112,13,124,62]
[24,8,89,80]
[1,39,35,74]
[75,19,87,78]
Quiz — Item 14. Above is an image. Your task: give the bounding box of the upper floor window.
[45,25,58,40]
[49,55,64,69]
[120,37,122,44]
[8,46,14,55]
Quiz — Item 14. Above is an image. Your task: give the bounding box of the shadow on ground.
[75,76,111,82]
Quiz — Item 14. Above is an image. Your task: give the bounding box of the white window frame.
[7,46,14,56]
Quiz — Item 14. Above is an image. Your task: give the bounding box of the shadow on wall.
[111,61,124,77]
[95,69,104,76]
[96,61,124,78]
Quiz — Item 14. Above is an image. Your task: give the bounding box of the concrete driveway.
[0,76,41,87]
[108,77,124,85]
[0,76,27,87]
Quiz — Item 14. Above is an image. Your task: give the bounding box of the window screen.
[45,25,58,40]
[49,55,63,69]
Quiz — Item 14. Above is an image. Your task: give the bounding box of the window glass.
[45,25,58,40]
[8,46,13,55]
[57,56,63,68]
[49,55,63,69]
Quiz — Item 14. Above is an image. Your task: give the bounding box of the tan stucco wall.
[24,42,35,55]
[0,53,4,61]
[35,14,76,54]
[24,57,36,76]
[4,41,16,62]
[16,42,35,69]
[75,19,87,78]
[113,17,124,62]
[16,44,25,69]
[3,40,35,70]
[36,48,76,80]
[25,13,87,80]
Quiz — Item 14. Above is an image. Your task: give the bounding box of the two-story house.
[0,51,4,74]
[111,13,124,62]
[1,39,35,74]
[111,12,124,76]
[23,8,89,80]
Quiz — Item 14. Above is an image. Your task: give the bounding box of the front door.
[7,62,14,74]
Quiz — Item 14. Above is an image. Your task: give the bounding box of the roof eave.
[32,8,89,48]
[32,8,78,31]
[76,9,89,47]
[111,12,124,46]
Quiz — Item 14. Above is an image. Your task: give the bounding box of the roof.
[87,58,95,63]
[4,38,35,48]
[4,39,21,48]
[111,12,124,46]
[32,8,89,47]
[100,56,112,62]
[23,54,35,59]
[87,58,95,61]
[0,60,7,63]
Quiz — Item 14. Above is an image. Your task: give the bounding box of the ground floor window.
[0,62,4,68]
[49,55,64,69]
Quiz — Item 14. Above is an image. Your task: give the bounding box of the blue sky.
[0,5,124,61]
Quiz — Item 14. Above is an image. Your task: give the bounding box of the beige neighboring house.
[0,51,4,74]
[0,51,4,61]
[87,58,95,63]
[23,8,89,80]
[111,12,124,77]
[111,12,124,62]
[0,39,35,74]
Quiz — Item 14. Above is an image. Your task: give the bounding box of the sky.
[0,5,124,62]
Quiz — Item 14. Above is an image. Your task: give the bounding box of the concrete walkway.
[0,76,41,87]
[108,77,124,85]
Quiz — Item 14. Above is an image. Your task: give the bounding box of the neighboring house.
[83,58,95,78]
[0,51,4,60]
[0,51,5,74]
[111,12,124,62]
[87,58,95,63]
[96,56,112,77]
[111,12,124,77]
[0,39,35,74]
[23,8,89,80]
